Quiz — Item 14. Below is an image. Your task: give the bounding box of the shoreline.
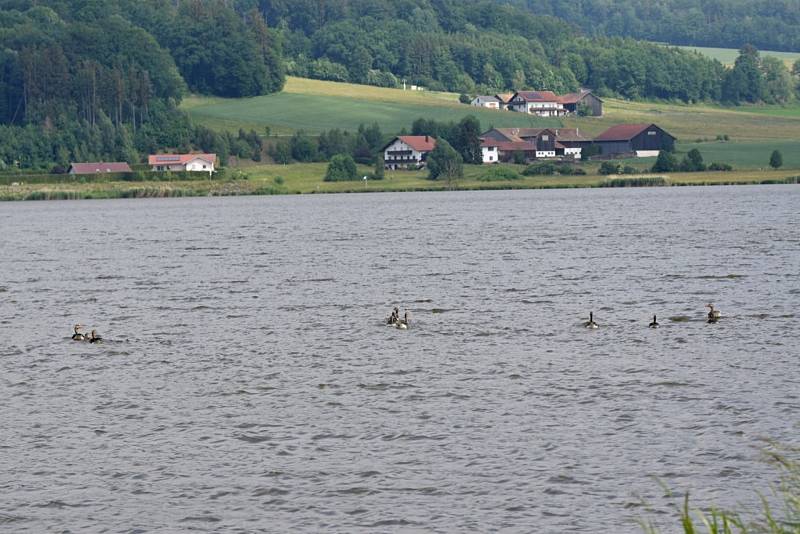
[1,168,798,201]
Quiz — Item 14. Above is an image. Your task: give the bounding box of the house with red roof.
[148,154,216,174]
[507,91,565,117]
[69,162,132,175]
[382,136,437,170]
[593,124,676,158]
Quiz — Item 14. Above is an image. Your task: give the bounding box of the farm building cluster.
[68,154,217,176]
[470,89,603,117]
[383,124,676,169]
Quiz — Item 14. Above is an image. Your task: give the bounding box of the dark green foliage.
[517,0,800,53]
[652,151,678,172]
[722,45,764,104]
[289,131,318,162]
[583,144,601,158]
[459,94,471,104]
[556,165,586,175]
[0,1,282,168]
[600,176,668,187]
[373,155,385,180]
[427,139,463,182]
[621,165,639,175]
[266,0,725,101]
[478,166,521,181]
[324,153,358,181]
[679,148,706,172]
[410,116,481,165]
[599,161,621,175]
[268,140,292,164]
[708,162,733,171]
[770,150,783,169]
[523,163,556,176]
[512,151,527,165]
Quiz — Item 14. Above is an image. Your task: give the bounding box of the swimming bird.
[88,329,102,343]
[387,307,399,325]
[71,324,85,341]
[584,312,598,329]
[396,311,409,330]
[649,315,659,328]
[706,303,721,323]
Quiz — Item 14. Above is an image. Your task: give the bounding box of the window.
[542,135,549,141]
[647,131,656,136]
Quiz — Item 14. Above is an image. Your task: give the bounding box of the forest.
[0,0,798,170]
[514,0,800,54]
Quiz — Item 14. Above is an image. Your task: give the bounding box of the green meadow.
[183,77,800,171]
[674,45,800,68]
[183,77,559,135]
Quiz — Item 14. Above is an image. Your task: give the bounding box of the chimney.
[425,135,429,142]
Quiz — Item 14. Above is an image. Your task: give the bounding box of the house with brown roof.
[558,90,603,116]
[480,127,591,163]
[69,162,132,175]
[382,136,437,170]
[148,154,216,174]
[593,124,676,158]
[507,91,565,117]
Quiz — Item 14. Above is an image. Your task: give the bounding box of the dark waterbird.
[649,315,659,328]
[71,324,86,341]
[706,303,721,323]
[584,312,598,329]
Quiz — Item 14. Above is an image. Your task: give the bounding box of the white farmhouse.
[382,136,437,170]
[507,91,565,117]
[470,95,502,109]
[148,153,216,174]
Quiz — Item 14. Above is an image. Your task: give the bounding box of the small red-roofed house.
[558,90,603,116]
[148,154,216,174]
[382,136,437,170]
[69,162,132,175]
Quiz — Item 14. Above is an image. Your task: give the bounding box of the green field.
[182,76,800,171]
[674,45,800,68]
[2,163,798,201]
[183,77,559,135]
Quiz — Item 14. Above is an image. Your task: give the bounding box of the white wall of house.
[482,146,499,163]
[635,150,660,158]
[185,158,214,173]
[565,147,582,160]
[384,139,426,168]
[536,150,557,158]
[471,97,500,109]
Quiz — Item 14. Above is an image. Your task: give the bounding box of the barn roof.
[148,154,216,166]
[473,95,501,102]
[70,162,132,174]
[595,124,674,142]
[481,139,536,151]
[558,89,601,104]
[512,90,559,102]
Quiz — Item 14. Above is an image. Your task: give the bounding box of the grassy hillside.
[183,76,800,170]
[675,45,800,68]
[183,77,561,134]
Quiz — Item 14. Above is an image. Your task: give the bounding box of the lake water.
[1,186,798,533]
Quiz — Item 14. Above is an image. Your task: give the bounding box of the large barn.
[593,124,676,158]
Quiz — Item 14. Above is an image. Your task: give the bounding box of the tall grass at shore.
[641,443,800,534]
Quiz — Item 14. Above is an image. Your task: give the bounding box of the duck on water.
[386,307,409,329]
[649,315,659,328]
[706,303,722,323]
[584,312,599,329]
[72,324,86,340]
[71,324,102,343]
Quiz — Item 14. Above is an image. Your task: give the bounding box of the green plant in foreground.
[641,443,800,534]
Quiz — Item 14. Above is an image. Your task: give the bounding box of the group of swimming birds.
[386,307,410,329]
[584,304,722,329]
[70,324,102,343]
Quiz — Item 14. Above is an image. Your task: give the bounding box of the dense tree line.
[0,0,283,169]
[514,0,800,53]
[252,0,726,102]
